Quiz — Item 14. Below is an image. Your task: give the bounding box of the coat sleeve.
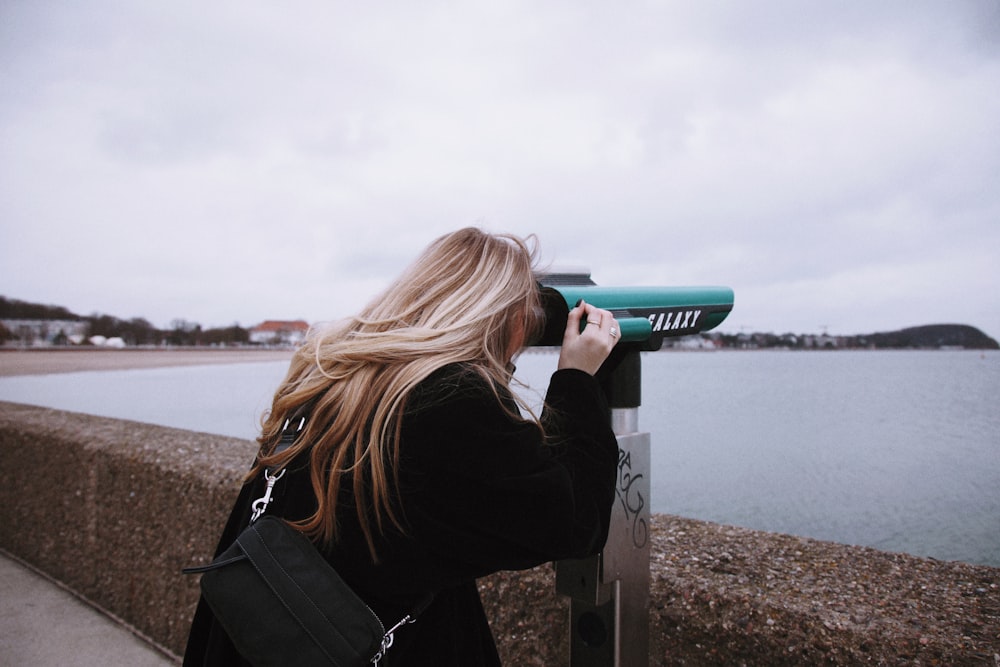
[396,367,618,577]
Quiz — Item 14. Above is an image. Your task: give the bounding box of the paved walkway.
[0,552,178,666]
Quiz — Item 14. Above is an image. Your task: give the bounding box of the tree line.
[0,296,250,347]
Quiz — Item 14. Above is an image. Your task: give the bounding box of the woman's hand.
[557,300,621,375]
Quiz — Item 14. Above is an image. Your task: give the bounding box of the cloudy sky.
[2,1,998,338]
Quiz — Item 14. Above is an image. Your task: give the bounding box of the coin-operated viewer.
[534,272,734,667]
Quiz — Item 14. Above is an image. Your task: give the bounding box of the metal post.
[556,348,650,666]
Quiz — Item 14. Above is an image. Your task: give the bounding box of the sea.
[1,349,997,567]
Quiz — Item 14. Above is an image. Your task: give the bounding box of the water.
[1,350,997,567]
[0,362,290,441]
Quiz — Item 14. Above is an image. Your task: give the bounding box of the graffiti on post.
[616,447,648,549]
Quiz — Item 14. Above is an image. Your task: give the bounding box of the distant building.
[249,320,310,346]
[1,319,89,346]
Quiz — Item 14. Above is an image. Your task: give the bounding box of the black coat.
[183,365,618,666]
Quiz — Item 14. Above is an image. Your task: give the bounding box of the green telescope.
[535,274,734,351]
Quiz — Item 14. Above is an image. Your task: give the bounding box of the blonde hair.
[253,227,544,559]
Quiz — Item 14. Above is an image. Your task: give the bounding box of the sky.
[2,1,999,338]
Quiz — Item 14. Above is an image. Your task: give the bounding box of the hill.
[862,324,999,350]
[706,323,999,351]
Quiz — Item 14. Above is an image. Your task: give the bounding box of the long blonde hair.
[253,228,544,558]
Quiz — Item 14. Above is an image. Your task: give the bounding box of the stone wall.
[0,401,250,657]
[1,401,997,664]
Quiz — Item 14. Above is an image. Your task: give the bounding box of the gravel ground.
[482,517,1000,665]
[648,516,1000,665]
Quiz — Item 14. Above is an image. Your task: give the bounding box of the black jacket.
[183,365,618,666]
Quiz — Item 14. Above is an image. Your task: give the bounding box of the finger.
[583,304,603,328]
[586,307,611,332]
[587,308,619,345]
[607,317,621,345]
[580,303,608,331]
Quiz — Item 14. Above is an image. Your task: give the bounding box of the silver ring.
[609,327,619,339]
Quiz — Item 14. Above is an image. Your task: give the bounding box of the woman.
[184,227,621,666]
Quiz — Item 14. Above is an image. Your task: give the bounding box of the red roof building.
[248,320,310,346]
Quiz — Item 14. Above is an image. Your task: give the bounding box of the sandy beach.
[0,348,295,377]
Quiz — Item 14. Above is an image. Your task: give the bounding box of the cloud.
[1,1,998,338]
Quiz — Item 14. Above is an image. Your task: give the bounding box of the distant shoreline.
[0,348,295,377]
